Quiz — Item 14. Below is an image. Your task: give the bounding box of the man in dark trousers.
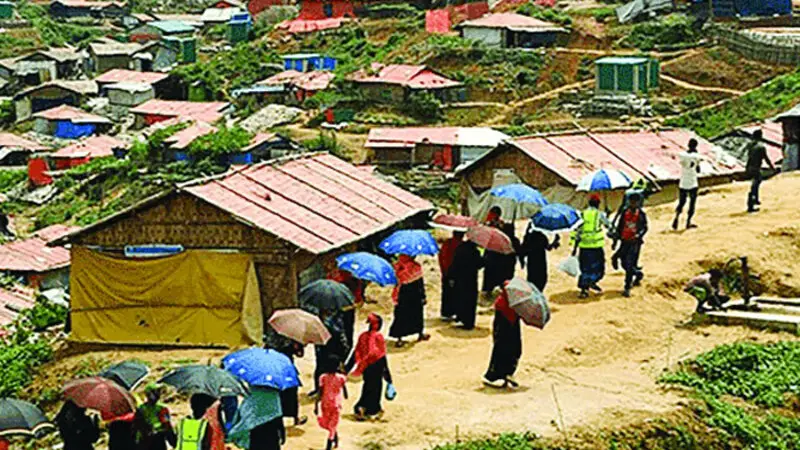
[746,129,776,213]
[673,138,701,230]
[614,192,648,298]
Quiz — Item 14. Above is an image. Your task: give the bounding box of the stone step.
[697,308,800,333]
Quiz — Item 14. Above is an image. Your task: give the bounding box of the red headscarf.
[495,283,518,323]
[329,268,365,304]
[392,254,423,304]
[485,209,502,228]
[351,313,387,377]
[589,194,601,203]
[202,401,225,450]
[438,235,461,277]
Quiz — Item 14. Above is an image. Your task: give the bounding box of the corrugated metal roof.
[258,70,333,91]
[459,13,565,31]
[16,80,98,99]
[52,135,126,159]
[32,105,110,124]
[276,18,346,33]
[458,129,744,185]
[26,48,83,63]
[53,0,124,8]
[0,133,47,152]
[0,285,35,327]
[89,41,144,56]
[34,224,80,243]
[179,153,434,254]
[0,226,77,272]
[366,127,508,148]
[201,7,241,22]
[348,63,462,89]
[95,69,169,85]
[732,122,784,164]
[130,100,230,123]
[147,20,197,34]
[165,122,217,150]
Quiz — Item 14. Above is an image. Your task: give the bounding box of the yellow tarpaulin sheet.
[70,247,263,347]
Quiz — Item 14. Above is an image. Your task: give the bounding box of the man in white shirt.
[672,138,701,230]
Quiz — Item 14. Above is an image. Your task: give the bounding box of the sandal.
[295,415,308,426]
[418,333,431,342]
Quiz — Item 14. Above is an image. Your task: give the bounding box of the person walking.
[519,223,560,292]
[310,311,349,397]
[614,193,648,298]
[133,384,176,450]
[389,254,430,347]
[315,357,348,450]
[276,340,308,427]
[483,283,522,389]
[174,394,215,450]
[200,398,226,450]
[329,268,365,350]
[108,413,135,450]
[345,313,394,421]
[450,238,484,330]
[746,129,776,213]
[481,207,519,299]
[673,138,701,230]
[571,195,611,299]
[228,387,285,450]
[438,230,463,321]
[56,400,100,450]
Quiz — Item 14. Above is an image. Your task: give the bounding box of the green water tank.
[0,2,14,19]
[595,56,660,94]
[228,21,249,44]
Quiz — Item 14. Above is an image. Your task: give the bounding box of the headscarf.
[350,313,387,377]
[494,283,518,323]
[438,234,462,277]
[329,268,365,304]
[392,255,423,304]
[485,208,503,228]
[202,401,226,450]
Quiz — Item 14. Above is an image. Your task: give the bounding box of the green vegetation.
[0,169,26,193]
[18,1,106,47]
[188,126,253,158]
[0,34,38,59]
[402,92,443,122]
[667,68,800,138]
[0,325,55,398]
[21,298,68,331]
[569,6,617,22]
[517,3,572,26]
[619,14,700,51]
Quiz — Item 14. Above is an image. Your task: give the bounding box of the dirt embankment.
[27,172,800,450]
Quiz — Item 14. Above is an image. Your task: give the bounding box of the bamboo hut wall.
[461,145,570,192]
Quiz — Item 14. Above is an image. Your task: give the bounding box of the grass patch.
[618,14,700,51]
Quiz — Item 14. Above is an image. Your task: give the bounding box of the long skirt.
[440,277,457,318]
[354,357,390,417]
[389,280,425,339]
[578,248,605,290]
[279,387,298,419]
[484,312,522,382]
[249,418,283,450]
[342,308,355,352]
[483,251,515,293]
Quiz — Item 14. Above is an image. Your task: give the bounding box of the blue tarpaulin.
[229,152,253,165]
[711,0,791,17]
[54,121,96,139]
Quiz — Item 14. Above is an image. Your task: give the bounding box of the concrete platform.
[696,308,800,334]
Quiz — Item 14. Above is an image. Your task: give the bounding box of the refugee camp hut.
[201,6,242,26]
[366,127,510,170]
[456,13,567,49]
[14,80,99,122]
[131,20,197,42]
[616,0,674,24]
[48,135,127,171]
[19,48,84,80]
[49,0,127,19]
[228,11,252,43]
[455,129,742,212]
[95,69,173,98]
[714,121,784,169]
[257,70,334,103]
[32,105,112,138]
[0,285,35,329]
[88,40,178,73]
[106,83,155,114]
[595,56,659,94]
[129,99,231,128]
[283,53,336,72]
[163,36,197,63]
[347,63,464,103]
[163,121,217,161]
[775,104,800,147]
[0,133,47,167]
[0,225,77,290]
[235,132,304,163]
[54,152,435,347]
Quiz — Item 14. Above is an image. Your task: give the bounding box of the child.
[685,269,729,313]
[316,357,348,450]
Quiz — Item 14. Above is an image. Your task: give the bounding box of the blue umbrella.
[379,230,439,256]
[490,183,549,207]
[576,169,632,192]
[336,252,397,286]
[223,348,299,391]
[530,204,582,234]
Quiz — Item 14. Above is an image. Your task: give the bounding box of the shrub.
[620,14,700,51]
[188,125,253,158]
[518,2,572,26]
[0,327,54,398]
[21,299,68,331]
[401,92,443,122]
[0,169,25,193]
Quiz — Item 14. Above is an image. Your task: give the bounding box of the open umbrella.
[0,399,53,438]
[223,348,300,391]
[487,183,549,220]
[379,230,439,256]
[336,252,397,286]
[268,309,331,345]
[466,225,514,254]
[505,277,551,329]
[99,360,150,391]
[159,365,248,398]
[299,279,354,313]
[576,169,632,192]
[429,214,479,232]
[63,377,136,421]
[530,204,582,234]
[226,388,282,450]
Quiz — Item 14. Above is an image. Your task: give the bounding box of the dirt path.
[661,74,746,96]
[41,173,800,450]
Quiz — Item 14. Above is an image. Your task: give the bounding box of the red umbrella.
[63,377,136,421]
[430,214,479,232]
[466,225,514,254]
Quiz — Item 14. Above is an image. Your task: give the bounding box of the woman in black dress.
[519,224,560,292]
[389,255,430,347]
[346,313,393,420]
[277,340,307,427]
[483,285,522,388]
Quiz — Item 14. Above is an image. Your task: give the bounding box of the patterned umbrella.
[576,169,632,192]
[0,399,53,438]
[505,277,551,329]
[268,309,331,345]
[223,348,300,391]
[336,252,396,286]
[466,225,514,255]
[62,377,136,421]
[99,360,150,391]
[429,214,479,232]
[490,183,549,206]
[298,279,354,313]
[379,230,439,256]
[530,204,582,234]
[159,365,248,398]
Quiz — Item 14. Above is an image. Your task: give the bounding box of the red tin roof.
[51,135,126,159]
[32,105,110,124]
[459,12,563,31]
[130,100,230,123]
[348,64,461,89]
[95,69,169,85]
[0,225,77,272]
[0,133,47,152]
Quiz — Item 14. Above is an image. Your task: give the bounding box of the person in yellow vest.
[175,394,215,450]
[133,384,176,450]
[571,194,612,299]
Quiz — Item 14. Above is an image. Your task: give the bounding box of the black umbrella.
[159,365,248,398]
[0,398,54,438]
[299,279,354,313]
[99,360,150,391]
